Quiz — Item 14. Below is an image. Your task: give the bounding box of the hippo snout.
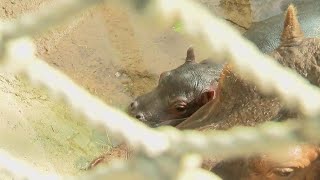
[128,100,147,122]
[133,112,146,121]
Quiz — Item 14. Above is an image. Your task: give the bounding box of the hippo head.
[128,47,224,127]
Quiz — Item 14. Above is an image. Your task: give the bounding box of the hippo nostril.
[135,113,145,121]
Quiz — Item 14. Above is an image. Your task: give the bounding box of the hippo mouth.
[153,118,187,128]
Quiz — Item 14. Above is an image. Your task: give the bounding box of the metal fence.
[0,0,319,179]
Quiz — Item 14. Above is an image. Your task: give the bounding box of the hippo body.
[244,0,320,53]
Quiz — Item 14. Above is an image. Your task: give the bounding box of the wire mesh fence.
[0,0,319,179]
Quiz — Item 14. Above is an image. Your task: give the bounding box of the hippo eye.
[174,102,187,113]
[176,106,186,112]
[272,167,295,177]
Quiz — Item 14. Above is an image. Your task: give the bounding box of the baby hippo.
[128,47,224,127]
[212,144,320,180]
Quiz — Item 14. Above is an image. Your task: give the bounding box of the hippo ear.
[185,46,195,63]
[199,82,217,105]
[280,4,304,46]
[200,89,215,105]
